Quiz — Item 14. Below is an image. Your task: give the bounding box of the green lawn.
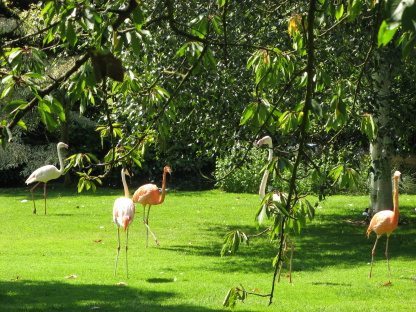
[0,186,415,311]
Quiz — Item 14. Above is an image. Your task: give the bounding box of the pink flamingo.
[132,166,172,247]
[367,170,401,281]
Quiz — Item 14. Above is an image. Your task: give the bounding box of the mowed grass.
[0,184,416,312]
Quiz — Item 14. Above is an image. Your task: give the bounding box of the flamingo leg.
[43,182,47,215]
[114,226,121,277]
[142,205,148,248]
[369,236,380,278]
[141,205,159,247]
[145,205,159,246]
[385,235,392,281]
[126,227,129,279]
[29,181,42,214]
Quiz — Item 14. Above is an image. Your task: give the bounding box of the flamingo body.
[132,166,171,247]
[113,197,135,232]
[367,170,401,280]
[133,184,160,206]
[366,210,396,238]
[25,142,68,214]
[26,165,62,184]
[113,169,135,278]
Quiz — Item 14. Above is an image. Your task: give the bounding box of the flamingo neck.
[159,169,168,204]
[121,169,130,199]
[57,145,65,174]
[393,176,399,223]
[259,144,273,199]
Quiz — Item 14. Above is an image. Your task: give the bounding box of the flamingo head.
[164,166,172,175]
[257,136,272,148]
[122,168,131,177]
[394,171,401,179]
[58,142,69,149]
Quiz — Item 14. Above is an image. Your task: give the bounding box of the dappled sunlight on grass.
[1,189,415,311]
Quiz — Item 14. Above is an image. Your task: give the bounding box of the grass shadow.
[158,208,416,277]
[0,279,224,312]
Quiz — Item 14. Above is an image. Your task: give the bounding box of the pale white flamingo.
[113,168,135,278]
[25,142,68,214]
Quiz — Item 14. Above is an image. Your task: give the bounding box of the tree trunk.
[369,63,393,214]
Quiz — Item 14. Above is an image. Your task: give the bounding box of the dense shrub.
[214,142,266,193]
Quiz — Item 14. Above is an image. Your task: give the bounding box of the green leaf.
[239,102,257,125]
[360,114,377,140]
[41,1,54,17]
[204,48,216,70]
[305,199,315,221]
[311,99,322,117]
[218,0,228,8]
[66,21,77,47]
[17,119,27,130]
[132,7,144,31]
[329,164,343,182]
[1,84,14,99]
[130,32,141,56]
[83,8,96,30]
[378,20,399,47]
[3,100,27,113]
[1,74,14,84]
[335,4,344,20]
[24,72,45,80]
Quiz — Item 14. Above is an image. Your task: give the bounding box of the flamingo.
[257,136,287,223]
[257,135,292,282]
[25,142,68,214]
[367,170,401,281]
[132,166,172,247]
[113,168,135,278]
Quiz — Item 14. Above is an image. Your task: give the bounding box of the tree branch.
[6,53,90,131]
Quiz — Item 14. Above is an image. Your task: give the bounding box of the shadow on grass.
[0,279,224,312]
[160,211,416,276]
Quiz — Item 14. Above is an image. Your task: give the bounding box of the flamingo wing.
[132,184,160,205]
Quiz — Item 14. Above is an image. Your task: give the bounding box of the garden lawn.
[0,186,415,312]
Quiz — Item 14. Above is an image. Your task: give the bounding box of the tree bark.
[369,63,393,214]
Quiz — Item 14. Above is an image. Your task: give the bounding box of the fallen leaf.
[65,275,77,279]
[285,274,291,278]
[252,288,260,292]
[93,240,102,243]
[381,281,392,286]
[10,276,19,281]
[116,282,128,285]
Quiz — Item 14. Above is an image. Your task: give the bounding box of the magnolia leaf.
[378,20,399,47]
